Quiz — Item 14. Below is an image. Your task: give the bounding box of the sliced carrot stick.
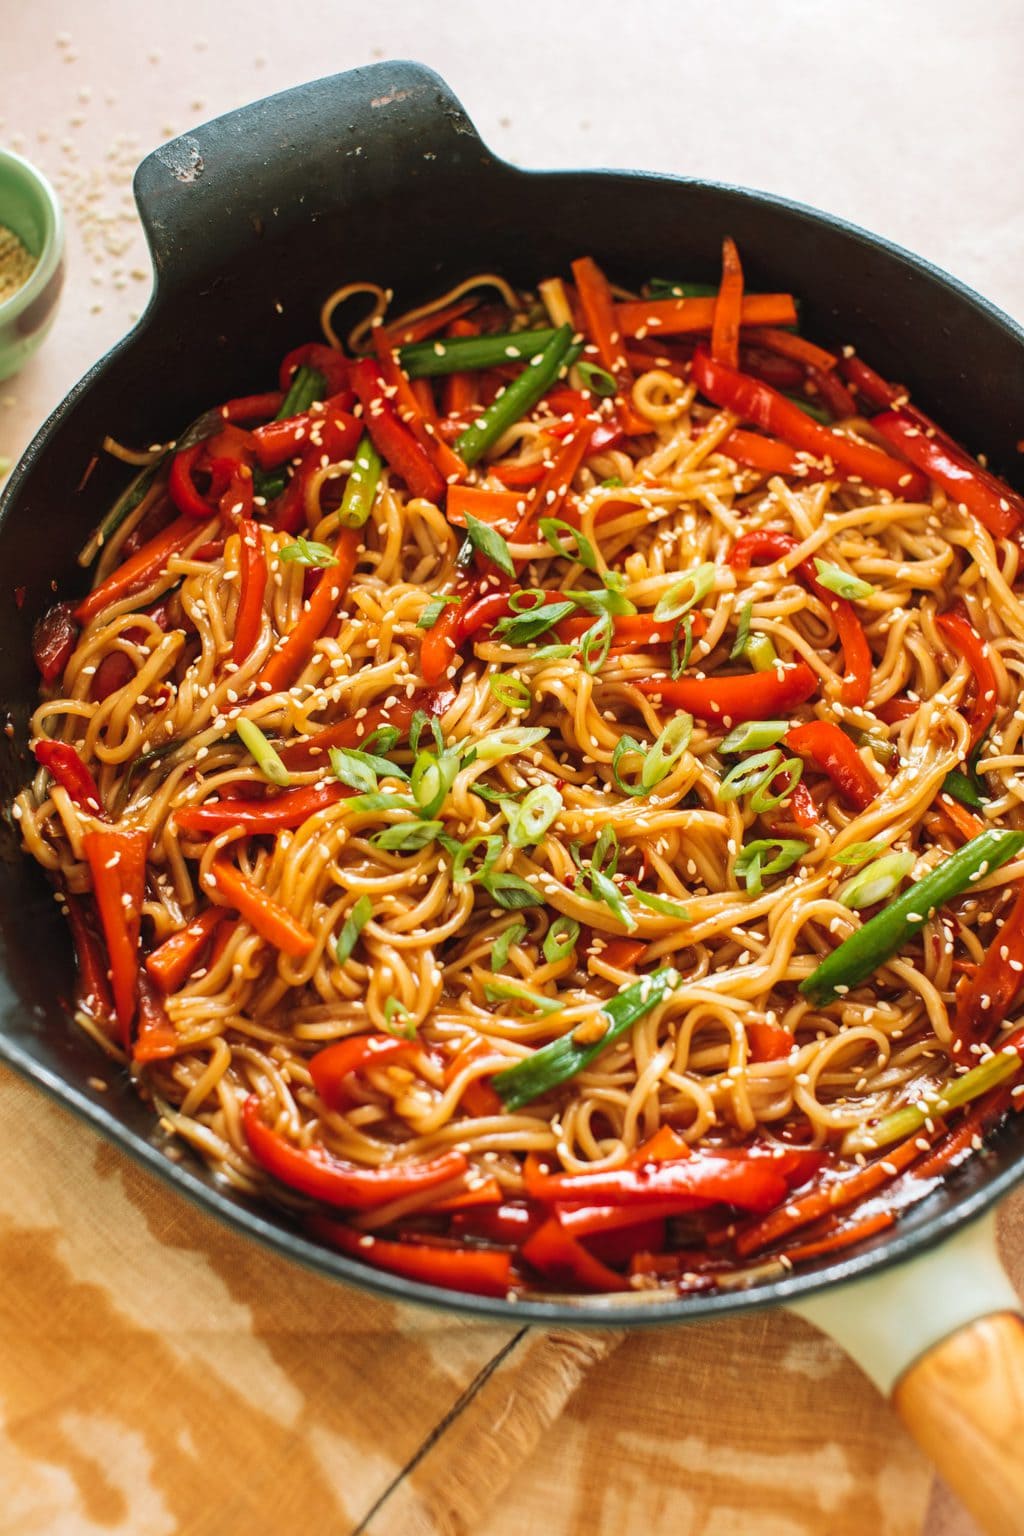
[208,856,315,958]
[381,297,477,347]
[256,526,360,695]
[441,317,481,419]
[76,515,204,625]
[145,906,226,993]
[779,1209,896,1265]
[616,292,798,339]
[446,484,525,533]
[510,425,595,542]
[711,237,744,371]
[571,256,649,436]
[742,327,838,373]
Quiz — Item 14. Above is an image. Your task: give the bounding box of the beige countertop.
[3,3,1022,1532]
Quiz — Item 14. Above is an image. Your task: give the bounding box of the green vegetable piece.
[455,325,576,467]
[400,329,561,379]
[492,969,681,1110]
[336,895,373,964]
[279,536,339,569]
[278,365,326,419]
[853,1042,1024,1152]
[491,921,527,971]
[338,434,383,528]
[236,718,290,788]
[801,829,1024,1004]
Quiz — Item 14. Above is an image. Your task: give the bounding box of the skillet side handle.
[790,1210,1023,1536]
[893,1312,1024,1536]
[132,61,491,293]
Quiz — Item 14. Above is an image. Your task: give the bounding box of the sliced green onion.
[371,818,444,852]
[543,914,580,964]
[363,724,402,755]
[814,559,875,601]
[489,673,531,711]
[475,726,549,762]
[838,851,916,911]
[580,613,612,675]
[449,833,503,884]
[329,747,378,794]
[627,885,691,920]
[278,364,326,419]
[749,756,803,813]
[801,829,1024,1005]
[719,749,783,803]
[611,734,648,797]
[576,360,617,397]
[730,602,753,661]
[733,838,807,896]
[417,594,462,631]
[484,978,563,1015]
[338,434,383,528]
[505,784,563,848]
[455,324,575,467]
[382,997,416,1039]
[400,328,561,379]
[849,1042,1024,1153]
[494,600,577,645]
[599,475,624,489]
[463,512,516,578]
[336,895,373,965]
[539,518,598,571]
[642,712,694,790]
[409,711,444,755]
[585,867,637,931]
[833,840,888,868]
[492,969,680,1110]
[491,921,527,971]
[670,615,694,679]
[411,748,461,818]
[746,633,779,672]
[478,870,544,909]
[653,563,716,623]
[236,718,290,787]
[719,719,789,754]
[530,642,577,662]
[564,578,636,619]
[508,588,547,612]
[592,825,619,875]
[279,536,339,568]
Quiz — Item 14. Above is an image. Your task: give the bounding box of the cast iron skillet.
[2,63,1024,1525]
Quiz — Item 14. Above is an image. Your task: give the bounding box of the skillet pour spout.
[1,63,1024,1474]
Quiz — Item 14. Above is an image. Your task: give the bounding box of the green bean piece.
[455,326,576,468]
[277,364,326,419]
[399,329,560,379]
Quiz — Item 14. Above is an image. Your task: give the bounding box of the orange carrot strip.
[256,526,360,695]
[145,906,226,993]
[711,237,744,371]
[571,256,649,436]
[616,292,799,339]
[208,856,315,958]
[382,297,477,347]
[446,484,525,533]
[742,327,839,373]
[441,318,481,418]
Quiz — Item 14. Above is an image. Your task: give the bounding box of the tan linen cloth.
[4,3,1023,1531]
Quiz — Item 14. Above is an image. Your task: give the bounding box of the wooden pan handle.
[893,1310,1024,1536]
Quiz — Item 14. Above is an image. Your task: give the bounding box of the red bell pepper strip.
[76,515,206,626]
[784,721,879,811]
[691,349,928,499]
[876,696,919,724]
[524,1150,789,1213]
[243,1094,468,1209]
[443,1038,504,1118]
[64,894,116,1036]
[591,937,648,972]
[616,292,799,338]
[277,685,454,771]
[912,1081,1017,1182]
[251,414,315,470]
[952,884,1024,1063]
[168,443,219,519]
[208,857,316,958]
[555,611,707,649]
[628,1124,692,1164]
[255,526,361,695]
[871,410,1023,537]
[711,236,744,371]
[349,358,447,503]
[279,342,350,396]
[144,906,226,993]
[428,1177,505,1211]
[738,346,806,391]
[554,1202,679,1242]
[132,971,182,1063]
[214,461,253,526]
[729,527,872,707]
[720,428,819,480]
[571,256,650,436]
[420,586,472,684]
[309,1035,417,1113]
[806,364,858,421]
[232,519,267,668]
[786,779,820,829]
[451,1201,542,1245]
[838,355,903,409]
[746,1022,795,1062]
[371,331,467,484]
[741,327,838,374]
[487,458,547,489]
[446,484,525,534]
[33,739,103,815]
[177,784,349,839]
[936,607,998,748]
[635,662,818,725]
[82,825,148,1048]
[251,392,359,471]
[32,602,79,682]
[219,390,285,424]
[270,456,318,536]
[521,1215,629,1292]
[307,1214,514,1297]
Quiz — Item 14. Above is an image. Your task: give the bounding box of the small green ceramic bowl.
[0,149,65,382]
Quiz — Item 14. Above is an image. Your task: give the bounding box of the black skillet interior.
[2,61,1023,1325]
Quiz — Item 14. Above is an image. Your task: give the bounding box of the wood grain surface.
[3,4,1022,1532]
